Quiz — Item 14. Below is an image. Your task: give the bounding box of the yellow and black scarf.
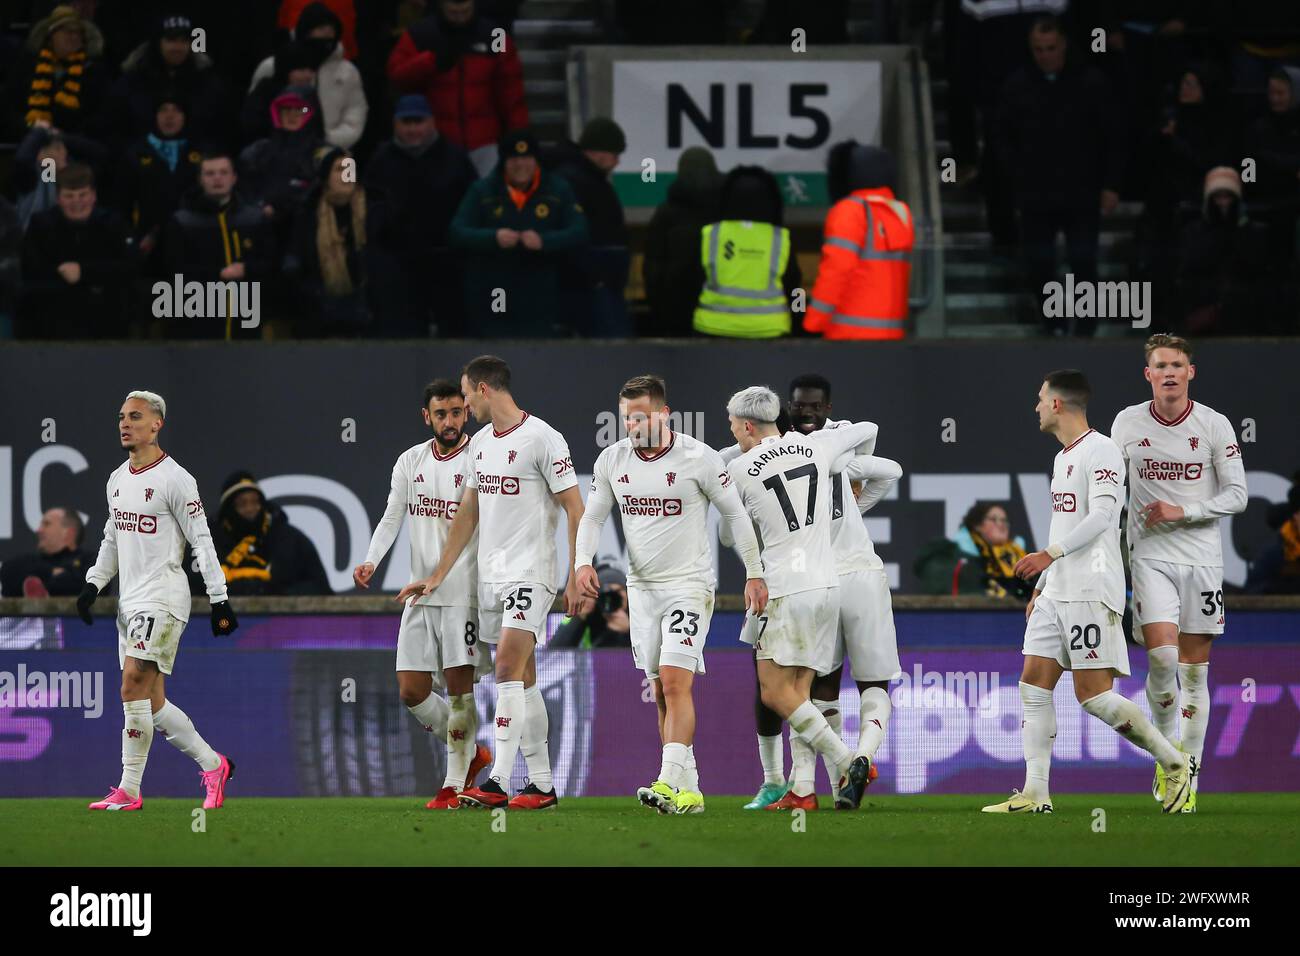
[969,529,1028,598]
[26,46,85,127]
[316,188,367,296]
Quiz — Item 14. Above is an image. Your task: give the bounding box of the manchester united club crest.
[508,450,517,464]
[666,472,676,486]
[1188,436,1200,450]
[145,488,154,502]
[454,473,463,489]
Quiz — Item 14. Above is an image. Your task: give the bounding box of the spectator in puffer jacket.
[249,2,367,149]
[387,0,529,176]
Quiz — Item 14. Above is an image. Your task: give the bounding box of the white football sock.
[757,733,784,785]
[407,692,449,738]
[489,681,525,786]
[119,699,153,797]
[443,692,478,790]
[789,728,817,797]
[152,700,220,772]
[789,700,851,783]
[1082,689,1182,769]
[856,686,892,760]
[659,742,689,790]
[1019,682,1055,802]
[814,699,842,796]
[1144,645,1180,741]
[685,745,700,793]
[1178,663,1210,792]
[521,684,552,792]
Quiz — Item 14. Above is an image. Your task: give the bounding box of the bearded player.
[398,356,591,810]
[354,379,493,810]
[1110,334,1247,813]
[984,370,1190,814]
[573,374,767,814]
[78,391,238,811]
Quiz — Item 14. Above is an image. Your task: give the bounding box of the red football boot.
[465,744,491,790]
[765,790,818,811]
[507,782,558,810]
[425,786,461,810]
[459,777,509,809]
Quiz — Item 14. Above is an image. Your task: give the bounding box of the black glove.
[76,583,99,625]
[211,600,239,637]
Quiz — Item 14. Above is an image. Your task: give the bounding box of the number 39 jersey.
[727,433,841,600]
[1037,429,1126,614]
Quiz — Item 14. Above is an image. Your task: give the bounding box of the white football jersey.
[1037,429,1126,613]
[727,423,875,599]
[823,419,887,573]
[467,412,577,585]
[364,437,477,607]
[86,453,228,621]
[1110,400,1247,567]
[576,431,762,588]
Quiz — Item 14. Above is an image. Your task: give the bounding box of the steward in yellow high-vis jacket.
[693,165,801,338]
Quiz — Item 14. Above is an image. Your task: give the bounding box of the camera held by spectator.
[551,560,630,648]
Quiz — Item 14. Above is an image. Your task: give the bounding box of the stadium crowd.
[0,0,1298,339]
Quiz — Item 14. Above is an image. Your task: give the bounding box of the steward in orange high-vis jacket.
[804,142,913,340]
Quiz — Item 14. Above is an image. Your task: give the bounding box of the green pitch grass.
[3,795,1296,866]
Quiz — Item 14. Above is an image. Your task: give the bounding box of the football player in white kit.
[1110,334,1247,812]
[790,375,903,807]
[398,356,591,810]
[77,391,239,811]
[573,375,768,815]
[984,370,1191,814]
[354,379,493,810]
[724,386,883,811]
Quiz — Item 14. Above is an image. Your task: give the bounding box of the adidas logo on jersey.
[113,489,120,498]
[513,611,526,621]
[1085,649,1099,660]
[414,473,424,483]
[134,642,146,650]
[679,636,693,646]
[618,474,630,484]
[476,452,483,460]
[1138,438,1152,447]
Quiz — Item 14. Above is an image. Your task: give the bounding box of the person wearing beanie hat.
[238,83,325,232]
[550,559,631,649]
[8,4,108,139]
[1174,163,1276,334]
[644,145,722,335]
[387,0,529,176]
[105,12,235,152]
[111,89,204,263]
[364,92,476,335]
[192,470,330,596]
[242,41,320,142]
[448,126,589,336]
[247,1,368,149]
[545,116,631,337]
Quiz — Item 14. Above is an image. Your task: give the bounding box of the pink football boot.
[88,786,143,811]
[201,753,235,809]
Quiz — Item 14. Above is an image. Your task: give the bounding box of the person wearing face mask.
[1174,166,1278,335]
[113,92,205,268]
[364,94,477,336]
[187,471,330,596]
[19,163,132,339]
[284,145,374,333]
[249,2,367,149]
[108,14,236,151]
[242,41,318,144]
